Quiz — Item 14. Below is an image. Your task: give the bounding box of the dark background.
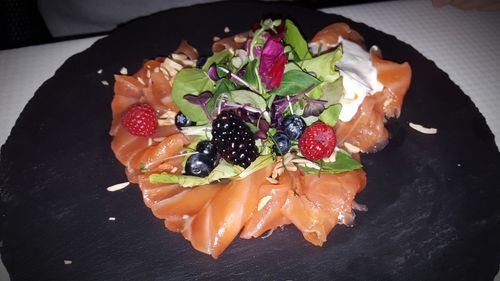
[0,0,394,50]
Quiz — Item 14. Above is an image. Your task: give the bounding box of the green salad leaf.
[236,154,275,179]
[206,78,236,114]
[284,19,312,62]
[202,49,233,71]
[242,59,262,93]
[149,159,244,188]
[302,150,362,174]
[227,90,268,112]
[301,47,342,83]
[319,104,342,127]
[172,68,215,123]
[270,69,320,96]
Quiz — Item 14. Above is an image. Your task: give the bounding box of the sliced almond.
[213,36,221,41]
[97,69,103,74]
[100,80,109,86]
[64,260,72,265]
[119,67,128,75]
[266,177,279,184]
[108,217,116,221]
[257,195,272,211]
[106,182,129,192]
[409,122,437,134]
[234,34,247,43]
[171,53,188,61]
[137,77,146,85]
[344,142,361,153]
[224,26,230,33]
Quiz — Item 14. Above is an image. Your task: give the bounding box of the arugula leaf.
[302,150,362,174]
[236,154,275,179]
[202,49,233,71]
[301,47,342,83]
[242,59,262,92]
[206,78,236,114]
[149,160,244,188]
[228,90,267,112]
[172,68,215,123]
[284,19,312,62]
[306,78,343,106]
[322,78,343,107]
[319,104,342,126]
[270,69,320,96]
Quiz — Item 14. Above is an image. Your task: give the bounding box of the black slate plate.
[1,2,499,281]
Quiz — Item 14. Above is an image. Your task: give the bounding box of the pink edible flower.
[259,35,287,89]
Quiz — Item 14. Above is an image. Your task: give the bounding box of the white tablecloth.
[0,0,498,280]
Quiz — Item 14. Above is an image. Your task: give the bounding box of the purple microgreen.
[216,66,259,93]
[207,63,220,81]
[255,131,267,139]
[184,91,213,121]
[303,98,327,117]
[286,96,294,115]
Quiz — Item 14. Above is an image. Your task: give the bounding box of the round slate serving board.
[1,2,499,281]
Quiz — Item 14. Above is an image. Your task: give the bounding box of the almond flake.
[106,182,129,192]
[147,138,153,146]
[97,69,103,74]
[171,53,188,61]
[158,119,174,126]
[344,142,361,153]
[170,167,178,173]
[146,69,151,78]
[257,195,272,211]
[137,77,146,85]
[266,177,279,184]
[213,36,221,41]
[119,67,128,75]
[409,122,437,134]
[234,34,247,43]
[108,217,116,221]
[64,260,72,265]
[224,26,230,33]
[100,80,109,86]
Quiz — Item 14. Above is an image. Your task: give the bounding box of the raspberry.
[121,103,158,136]
[211,111,258,168]
[298,121,336,160]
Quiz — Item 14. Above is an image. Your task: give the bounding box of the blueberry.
[272,133,290,155]
[185,153,213,177]
[282,115,306,140]
[175,112,196,129]
[196,56,207,69]
[196,140,219,162]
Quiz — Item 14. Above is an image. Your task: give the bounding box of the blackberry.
[211,111,258,168]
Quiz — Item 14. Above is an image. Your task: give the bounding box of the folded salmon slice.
[181,165,273,259]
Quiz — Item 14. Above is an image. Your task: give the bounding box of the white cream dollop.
[336,38,383,122]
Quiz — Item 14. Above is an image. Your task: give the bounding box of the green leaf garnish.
[202,49,233,71]
[301,47,342,83]
[270,69,320,96]
[227,90,267,112]
[302,150,362,174]
[149,160,244,188]
[172,68,215,123]
[236,154,275,179]
[206,78,236,114]
[242,59,262,93]
[319,104,342,127]
[284,19,312,62]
